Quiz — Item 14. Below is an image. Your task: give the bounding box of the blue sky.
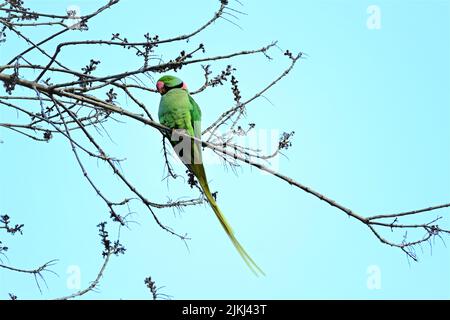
[0,0,449,299]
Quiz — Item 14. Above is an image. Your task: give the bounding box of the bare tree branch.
[1,0,448,298]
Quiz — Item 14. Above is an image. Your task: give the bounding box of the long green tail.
[189,163,265,276]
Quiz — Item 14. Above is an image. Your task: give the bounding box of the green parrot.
[156,75,264,275]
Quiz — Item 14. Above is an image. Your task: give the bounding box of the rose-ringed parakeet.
[156,75,264,275]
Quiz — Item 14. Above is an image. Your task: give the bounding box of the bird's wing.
[188,94,202,140]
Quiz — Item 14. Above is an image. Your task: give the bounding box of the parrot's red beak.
[156,81,165,95]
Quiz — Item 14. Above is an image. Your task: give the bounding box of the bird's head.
[156,75,188,95]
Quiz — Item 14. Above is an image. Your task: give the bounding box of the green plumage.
[157,75,263,275]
